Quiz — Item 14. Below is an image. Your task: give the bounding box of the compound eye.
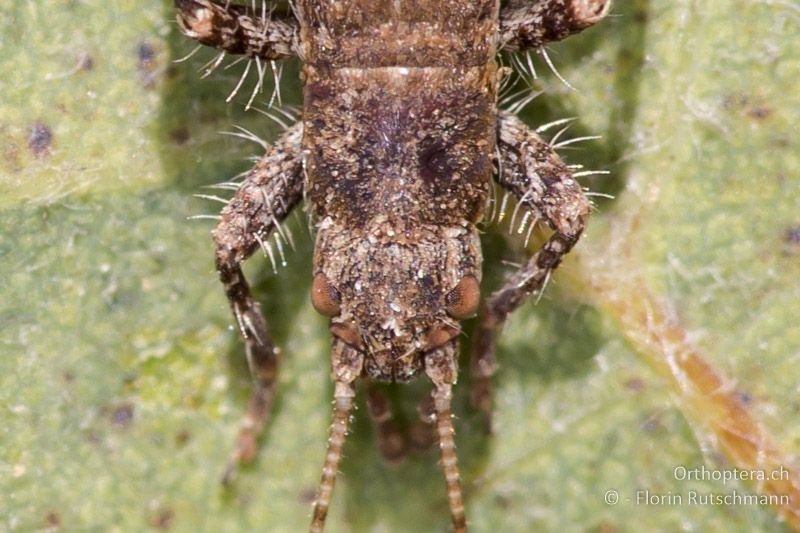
[445,275,480,319]
[311,273,341,317]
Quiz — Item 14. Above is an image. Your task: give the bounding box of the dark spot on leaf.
[137,41,155,65]
[169,127,190,145]
[641,414,662,433]
[723,94,772,122]
[493,494,511,509]
[137,41,159,88]
[175,430,191,447]
[735,390,753,405]
[624,377,645,392]
[111,403,134,428]
[148,508,175,530]
[86,431,102,445]
[299,488,317,504]
[44,511,60,528]
[747,106,771,120]
[28,122,53,157]
[62,370,75,383]
[784,226,800,245]
[77,52,94,71]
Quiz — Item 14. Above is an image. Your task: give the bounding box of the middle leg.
[471,111,591,431]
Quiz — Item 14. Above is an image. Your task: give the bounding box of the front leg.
[213,123,304,483]
[471,112,590,431]
[175,0,299,60]
[499,0,610,51]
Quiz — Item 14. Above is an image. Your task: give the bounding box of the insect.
[175,0,609,531]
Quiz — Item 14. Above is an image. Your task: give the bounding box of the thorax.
[297,2,499,228]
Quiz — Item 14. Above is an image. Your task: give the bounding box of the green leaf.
[2,1,798,531]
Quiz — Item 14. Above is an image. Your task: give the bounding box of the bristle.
[539,46,575,91]
[193,193,230,204]
[552,135,602,149]
[174,44,202,64]
[200,51,226,79]
[572,169,610,178]
[536,117,576,134]
[227,59,253,102]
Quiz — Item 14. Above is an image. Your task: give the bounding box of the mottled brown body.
[297,1,501,385]
[175,0,609,531]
